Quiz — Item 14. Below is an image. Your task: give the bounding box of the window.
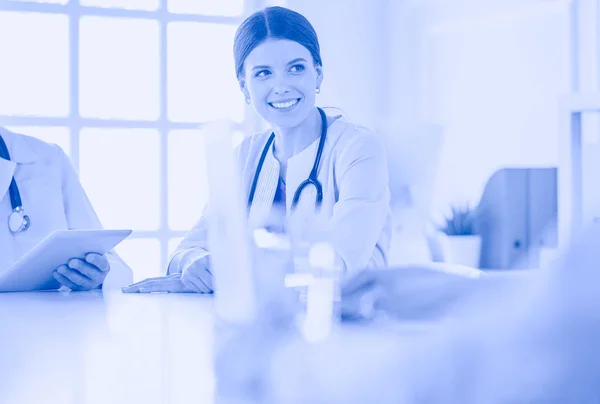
[0,0,260,279]
[167,22,244,123]
[79,17,160,120]
[168,0,244,17]
[0,11,69,117]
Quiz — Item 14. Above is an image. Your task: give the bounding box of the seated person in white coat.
[0,127,133,290]
[123,6,391,294]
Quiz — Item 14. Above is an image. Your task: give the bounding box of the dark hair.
[233,6,322,79]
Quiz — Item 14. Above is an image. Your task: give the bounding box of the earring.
[316,87,320,94]
[245,98,251,105]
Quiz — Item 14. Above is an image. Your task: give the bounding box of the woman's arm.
[326,132,392,275]
[167,208,210,275]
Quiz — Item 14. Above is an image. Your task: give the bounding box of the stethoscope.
[248,107,327,211]
[0,135,31,233]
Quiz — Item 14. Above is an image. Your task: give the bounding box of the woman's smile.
[268,97,302,112]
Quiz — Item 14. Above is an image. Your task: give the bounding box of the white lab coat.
[0,127,133,289]
[169,115,392,277]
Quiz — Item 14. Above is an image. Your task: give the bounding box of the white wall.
[284,0,391,130]
[282,0,573,218]
[413,0,572,213]
[574,0,600,228]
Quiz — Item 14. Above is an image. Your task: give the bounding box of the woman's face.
[240,38,323,129]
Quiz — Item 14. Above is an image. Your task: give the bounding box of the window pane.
[0,12,69,116]
[168,129,244,231]
[4,126,71,158]
[168,129,209,231]
[168,0,244,17]
[167,23,244,123]
[79,128,160,231]
[80,0,159,11]
[80,17,159,120]
[115,238,161,282]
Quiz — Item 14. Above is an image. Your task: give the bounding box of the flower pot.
[441,235,482,268]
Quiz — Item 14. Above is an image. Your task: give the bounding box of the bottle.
[251,202,300,328]
[301,240,343,342]
[202,118,257,325]
[213,201,299,404]
[202,119,262,404]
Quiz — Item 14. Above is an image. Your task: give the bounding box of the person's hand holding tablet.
[53,253,110,291]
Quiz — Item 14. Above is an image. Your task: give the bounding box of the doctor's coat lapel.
[0,128,37,208]
[0,158,16,206]
[247,140,279,229]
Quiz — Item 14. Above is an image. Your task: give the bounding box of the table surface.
[0,290,436,404]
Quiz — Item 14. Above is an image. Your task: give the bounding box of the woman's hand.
[180,256,213,293]
[121,256,213,294]
[121,273,195,293]
[341,264,480,321]
[53,253,110,291]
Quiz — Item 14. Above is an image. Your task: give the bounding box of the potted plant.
[438,205,482,268]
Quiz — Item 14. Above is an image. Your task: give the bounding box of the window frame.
[0,0,266,273]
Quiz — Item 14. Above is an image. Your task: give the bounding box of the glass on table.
[286,216,344,342]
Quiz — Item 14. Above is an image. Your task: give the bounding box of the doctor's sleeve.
[57,146,134,287]
[166,207,210,275]
[328,133,391,275]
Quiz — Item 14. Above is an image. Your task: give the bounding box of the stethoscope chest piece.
[8,207,30,233]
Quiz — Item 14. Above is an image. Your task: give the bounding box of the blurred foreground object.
[341,263,481,322]
[270,225,600,403]
[203,119,342,403]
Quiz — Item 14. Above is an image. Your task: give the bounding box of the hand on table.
[179,255,213,293]
[53,253,110,291]
[121,273,195,293]
[122,253,213,294]
[341,264,480,322]
[121,262,212,293]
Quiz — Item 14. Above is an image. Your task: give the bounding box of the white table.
[0,291,429,404]
[2,268,582,404]
[0,291,217,404]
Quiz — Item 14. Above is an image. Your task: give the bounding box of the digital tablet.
[0,229,132,292]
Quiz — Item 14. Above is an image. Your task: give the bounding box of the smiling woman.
[123,6,392,294]
[234,7,323,132]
